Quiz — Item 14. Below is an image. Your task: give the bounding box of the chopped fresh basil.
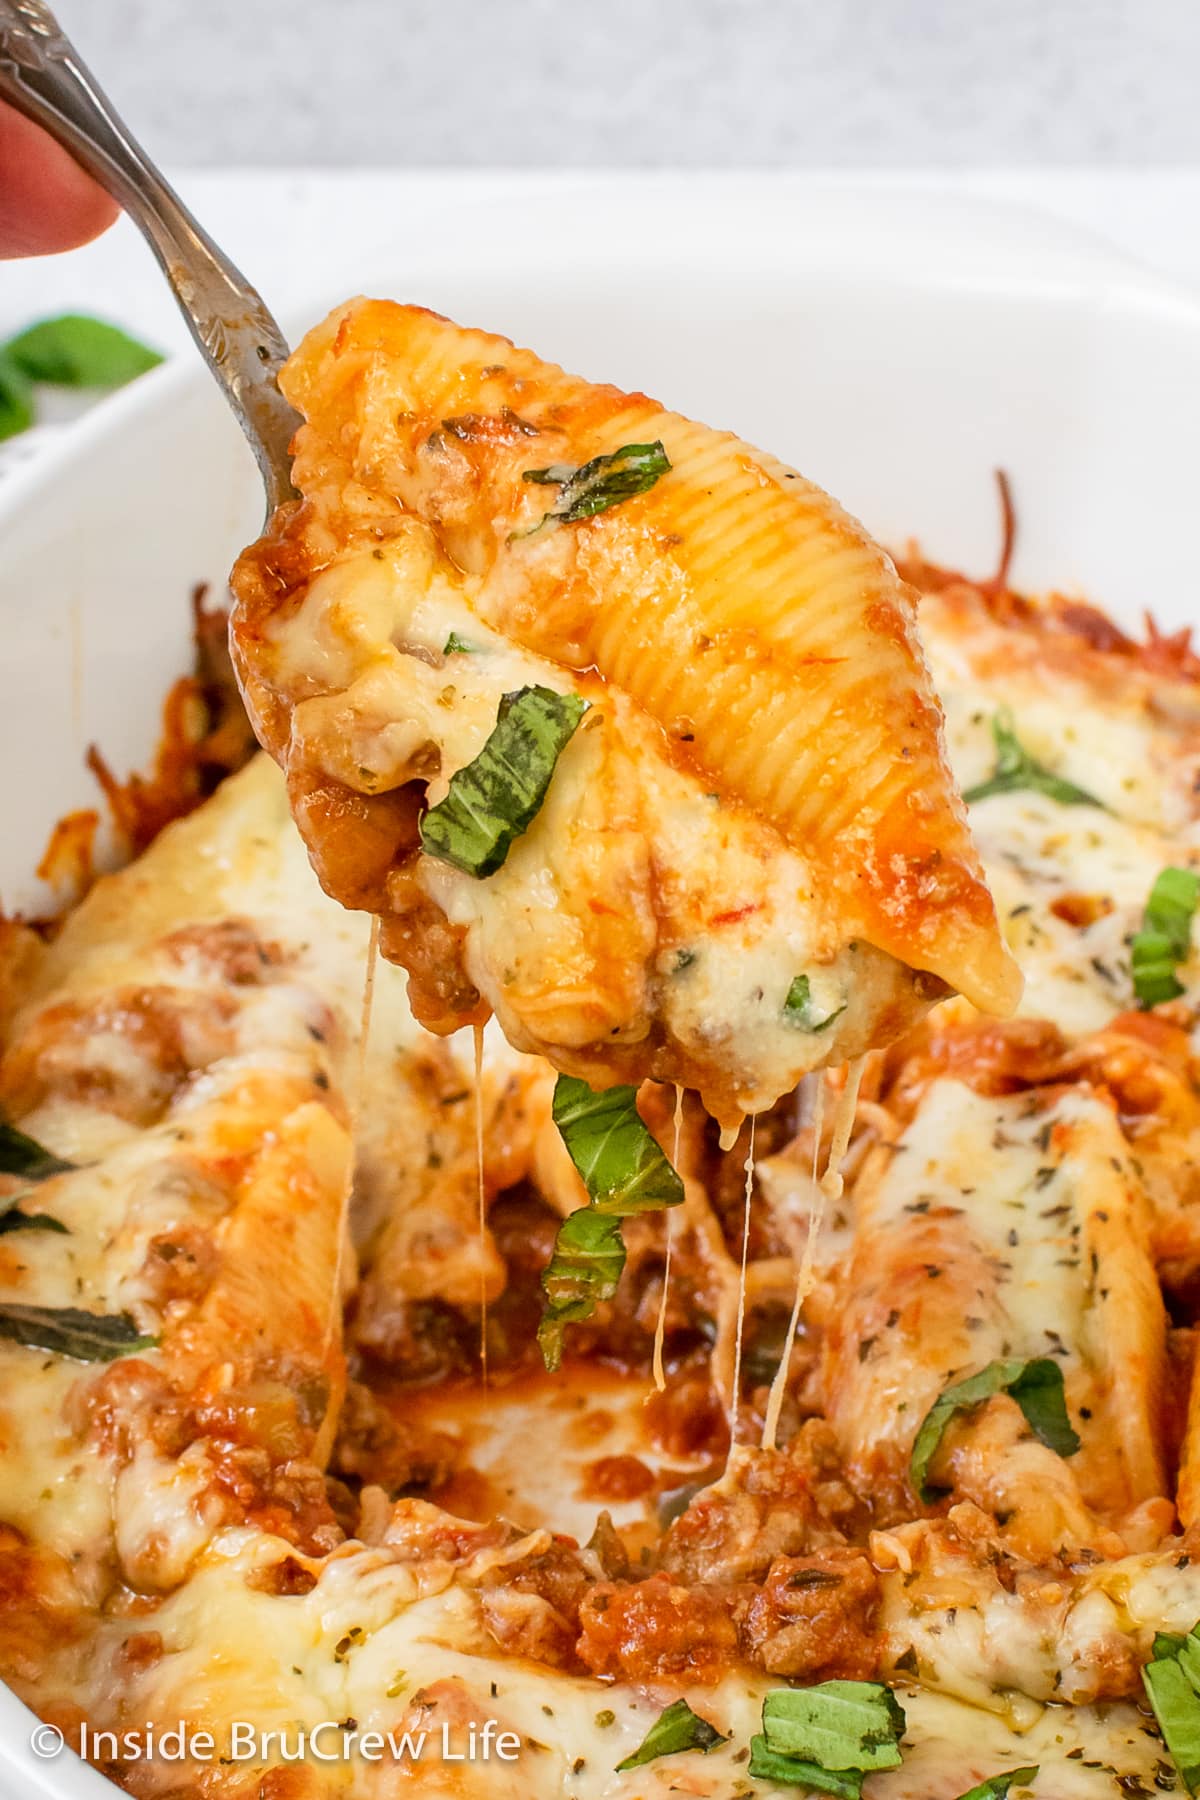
[760,1682,905,1774]
[537,1207,626,1372]
[614,1698,726,1771]
[539,1079,684,1368]
[746,1679,906,1792]
[952,1770,1040,1800]
[0,1303,157,1363]
[1133,932,1187,1008]
[4,314,162,387]
[1132,867,1200,1008]
[747,1737,864,1795]
[0,1202,67,1236]
[783,973,846,1032]
[1145,1650,1200,1795]
[963,710,1101,808]
[552,1076,684,1216]
[1144,868,1200,957]
[419,686,586,877]
[519,440,670,532]
[0,351,34,441]
[0,1121,74,1183]
[442,632,475,655]
[910,1357,1080,1502]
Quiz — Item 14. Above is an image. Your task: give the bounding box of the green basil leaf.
[1133,932,1186,1008]
[552,1075,684,1216]
[419,685,586,878]
[539,1065,688,1372]
[747,1737,863,1795]
[1144,867,1200,957]
[1179,1634,1200,1697]
[614,1698,726,1771]
[519,440,670,532]
[761,1682,905,1773]
[783,973,846,1032]
[0,1205,67,1236]
[442,632,475,655]
[910,1357,1081,1503]
[0,1303,157,1363]
[1003,1358,1083,1456]
[1145,1654,1200,1795]
[1132,867,1200,1009]
[4,314,163,387]
[537,1207,626,1372]
[963,710,1102,808]
[1155,1633,1189,1662]
[0,1121,74,1183]
[0,351,34,441]
[952,1768,1040,1800]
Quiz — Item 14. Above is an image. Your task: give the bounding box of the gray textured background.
[63,0,1200,167]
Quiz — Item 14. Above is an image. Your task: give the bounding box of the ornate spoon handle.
[0,0,299,511]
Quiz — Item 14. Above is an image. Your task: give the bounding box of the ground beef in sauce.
[576,1573,740,1684]
[736,1548,880,1679]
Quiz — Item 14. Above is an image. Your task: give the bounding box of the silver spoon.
[0,0,299,513]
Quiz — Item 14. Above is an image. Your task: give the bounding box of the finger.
[0,103,119,259]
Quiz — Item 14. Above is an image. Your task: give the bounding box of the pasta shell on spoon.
[231,299,1020,1126]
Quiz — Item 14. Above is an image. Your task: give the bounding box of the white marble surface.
[59,0,1200,167]
[3,170,1200,360]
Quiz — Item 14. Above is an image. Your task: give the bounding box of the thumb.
[0,101,119,259]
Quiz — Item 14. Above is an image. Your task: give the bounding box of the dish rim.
[3,177,1200,1799]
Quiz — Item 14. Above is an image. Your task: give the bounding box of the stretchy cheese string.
[473,1021,488,1388]
[762,1073,826,1452]
[324,916,380,1355]
[729,1117,757,1443]
[822,1056,866,1201]
[757,1061,865,1445]
[761,1260,807,1453]
[651,1084,686,1393]
[358,918,381,1098]
[811,1071,827,1178]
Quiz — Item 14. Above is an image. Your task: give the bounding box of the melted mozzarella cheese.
[927,616,1200,1038]
[969,791,1186,1033]
[0,1355,112,1571]
[5,574,1197,1796]
[937,675,1183,833]
[0,756,547,1647]
[119,1530,1177,1799]
[825,1079,1167,1545]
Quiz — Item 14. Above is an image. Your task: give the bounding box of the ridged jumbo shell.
[233,299,1020,1030]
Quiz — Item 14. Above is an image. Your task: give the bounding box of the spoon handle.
[0,0,299,511]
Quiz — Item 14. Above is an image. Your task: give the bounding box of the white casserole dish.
[1,179,1198,1797]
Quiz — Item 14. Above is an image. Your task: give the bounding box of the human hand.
[0,101,118,258]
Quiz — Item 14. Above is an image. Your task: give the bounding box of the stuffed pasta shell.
[232,300,1019,1121]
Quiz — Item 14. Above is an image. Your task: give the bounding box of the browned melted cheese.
[3,507,1199,1797]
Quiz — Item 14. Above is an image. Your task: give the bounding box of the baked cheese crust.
[2,534,1197,1797]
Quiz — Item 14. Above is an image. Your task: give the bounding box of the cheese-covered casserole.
[1,320,1198,1800]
